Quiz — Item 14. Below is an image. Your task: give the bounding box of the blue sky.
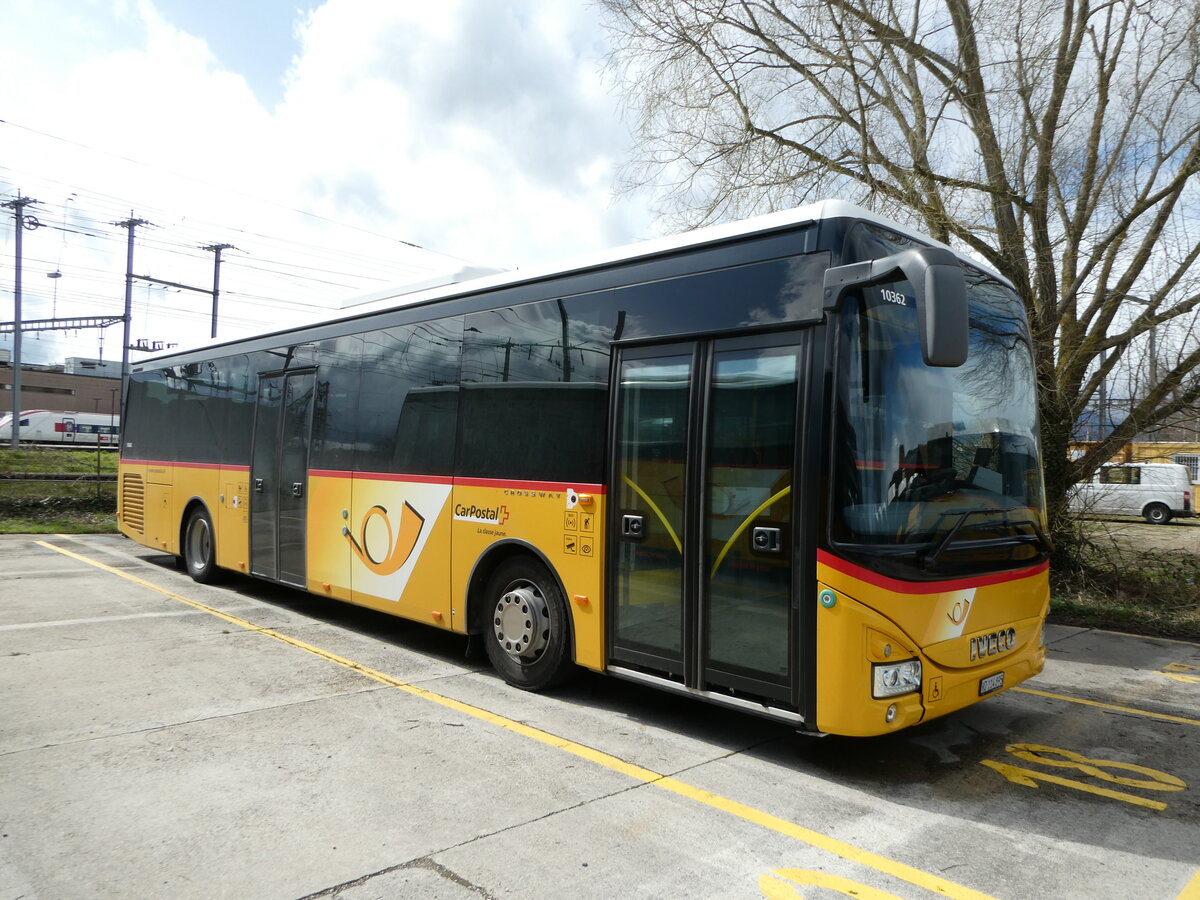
[153,0,312,109]
[0,0,652,363]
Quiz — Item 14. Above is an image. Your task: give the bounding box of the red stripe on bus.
[817,549,1048,594]
[310,470,454,484]
[120,464,602,492]
[120,459,249,472]
[454,477,607,494]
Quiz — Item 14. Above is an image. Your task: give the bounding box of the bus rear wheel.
[183,507,220,583]
[483,558,574,691]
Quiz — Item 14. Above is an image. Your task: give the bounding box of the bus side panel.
[306,471,355,601]
[139,462,175,553]
[555,493,605,671]
[216,467,251,575]
[449,481,606,671]
[814,558,1049,737]
[167,465,222,557]
[346,475,455,628]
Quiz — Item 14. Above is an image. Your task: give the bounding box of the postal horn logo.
[947,598,971,625]
[343,502,425,576]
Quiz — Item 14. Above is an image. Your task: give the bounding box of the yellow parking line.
[1178,867,1200,900]
[1013,687,1200,728]
[38,540,995,900]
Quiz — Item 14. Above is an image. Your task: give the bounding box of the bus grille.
[121,473,145,533]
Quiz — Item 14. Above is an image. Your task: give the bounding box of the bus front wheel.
[483,558,574,691]
[183,507,220,583]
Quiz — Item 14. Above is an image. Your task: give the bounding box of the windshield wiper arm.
[920,507,1052,572]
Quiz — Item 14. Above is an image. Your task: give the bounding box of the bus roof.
[138,199,1004,365]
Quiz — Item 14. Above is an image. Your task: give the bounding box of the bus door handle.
[622,514,645,540]
[254,478,264,493]
[291,482,304,498]
[752,527,782,553]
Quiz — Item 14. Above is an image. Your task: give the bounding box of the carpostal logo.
[454,503,510,525]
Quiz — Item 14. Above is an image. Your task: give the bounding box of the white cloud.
[277,0,646,266]
[1,0,653,366]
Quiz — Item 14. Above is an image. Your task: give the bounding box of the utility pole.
[203,243,234,340]
[3,194,40,448]
[115,216,149,407]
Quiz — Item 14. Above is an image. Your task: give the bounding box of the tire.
[183,507,221,583]
[483,557,575,691]
[1143,503,1172,525]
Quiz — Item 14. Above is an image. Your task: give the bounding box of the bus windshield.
[832,270,1048,577]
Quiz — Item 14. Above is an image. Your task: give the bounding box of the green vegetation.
[1051,522,1200,640]
[0,447,118,475]
[0,447,118,534]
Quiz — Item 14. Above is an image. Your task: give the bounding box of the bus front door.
[250,370,316,587]
[610,335,805,710]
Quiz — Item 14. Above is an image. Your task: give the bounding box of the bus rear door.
[250,370,316,587]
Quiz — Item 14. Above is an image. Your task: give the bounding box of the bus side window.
[358,319,463,476]
[460,300,611,483]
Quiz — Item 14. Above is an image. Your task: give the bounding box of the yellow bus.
[117,200,1050,737]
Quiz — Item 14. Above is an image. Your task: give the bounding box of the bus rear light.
[872,659,922,698]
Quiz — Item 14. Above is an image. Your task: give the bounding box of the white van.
[1069,462,1195,524]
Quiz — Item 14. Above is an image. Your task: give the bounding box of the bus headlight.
[872,659,922,699]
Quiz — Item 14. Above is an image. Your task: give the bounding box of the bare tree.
[600,0,1200,535]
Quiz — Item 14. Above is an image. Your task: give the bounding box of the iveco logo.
[969,628,1017,661]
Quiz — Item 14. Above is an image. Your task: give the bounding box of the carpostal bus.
[117,200,1051,737]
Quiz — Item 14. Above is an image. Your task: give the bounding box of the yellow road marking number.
[981,743,1186,811]
[1161,662,1200,685]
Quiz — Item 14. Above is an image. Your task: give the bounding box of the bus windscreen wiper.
[920,507,1052,572]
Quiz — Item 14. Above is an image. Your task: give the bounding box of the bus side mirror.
[908,250,968,367]
[823,246,969,367]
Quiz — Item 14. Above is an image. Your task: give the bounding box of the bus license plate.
[979,672,1005,695]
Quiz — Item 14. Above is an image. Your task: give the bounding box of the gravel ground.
[1086,515,1200,554]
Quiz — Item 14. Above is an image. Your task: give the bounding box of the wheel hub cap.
[493,583,550,662]
[188,519,210,572]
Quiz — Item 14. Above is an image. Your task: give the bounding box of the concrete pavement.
[2,533,1198,899]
